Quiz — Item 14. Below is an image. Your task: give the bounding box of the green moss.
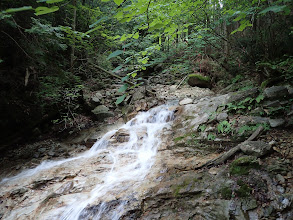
[230,156,259,176]
[188,74,211,82]
[220,186,232,199]
[236,180,252,197]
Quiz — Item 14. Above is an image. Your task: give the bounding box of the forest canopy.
[0,0,292,144]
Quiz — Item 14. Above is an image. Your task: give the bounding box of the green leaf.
[35,6,59,16]
[37,0,64,3]
[114,0,124,6]
[118,84,128,93]
[121,75,129,82]
[131,73,137,78]
[5,6,33,13]
[89,16,108,28]
[133,32,139,39]
[0,59,3,63]
[115,94,126,105]
[112,65,123,73]
[107,50,123,60]
[259,5,287,15]
[120,34,128,41]
[122,42,133,48]
[256,94,264,103]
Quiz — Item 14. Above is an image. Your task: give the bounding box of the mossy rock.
[230,156,259,176]
[187,74,211,88]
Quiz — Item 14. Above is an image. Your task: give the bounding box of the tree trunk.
[70,0,77,73]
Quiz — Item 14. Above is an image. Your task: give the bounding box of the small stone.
[170,85,177,91]
[38,148,46,153]
[208,167,219,175]
[276,185,285,193]
[276,174,285,184]
[217,112,228,122]
[269,118,285,128]
[179,98,193,105]
[48,151,55,157]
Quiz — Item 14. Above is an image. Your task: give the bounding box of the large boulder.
[187,74,211,88]
[239,141,272,157]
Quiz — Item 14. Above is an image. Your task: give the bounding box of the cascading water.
[0,105,174,220]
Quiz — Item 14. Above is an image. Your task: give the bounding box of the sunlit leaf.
[114,0,124,6]
[35,6,59,16]
[133,32,139,39]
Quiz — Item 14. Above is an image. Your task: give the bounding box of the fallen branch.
[194,126,264,170]
[92,64,156,96]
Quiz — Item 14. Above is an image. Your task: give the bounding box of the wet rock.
[240,141,272,157]
[179,98,193,105]
[269,118,285,128]
[264,86,289,99]
[217,112,228,122]
[110,128,130,143]
[91,105,114,120]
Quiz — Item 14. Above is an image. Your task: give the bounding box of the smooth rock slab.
[179,98,193,105]
[240,141,272,157]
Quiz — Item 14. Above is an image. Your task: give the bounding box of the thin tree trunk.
[70,0,77,73]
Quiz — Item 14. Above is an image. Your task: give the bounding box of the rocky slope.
[0,84,292,220]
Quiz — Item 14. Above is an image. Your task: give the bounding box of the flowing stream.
[0,105,174,220]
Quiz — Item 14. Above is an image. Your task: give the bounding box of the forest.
[0,1,293,219]
[0,0,292,145]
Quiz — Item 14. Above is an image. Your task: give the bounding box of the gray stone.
[131,88,145,102]
[91,105,114,120]
[276,174,285,184]
[241,198,258,211]
[217,112,228,121]
[91,92,103,103]
[264,86,289,99]
[170,85,177,91]
[269,118,285,128]
[240,141,272,157]
[286,85,293,96]
[263,100,281,108]
[179,98,193,105]
[227,88,258,103]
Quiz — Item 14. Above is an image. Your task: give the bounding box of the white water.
[0,105,174,220]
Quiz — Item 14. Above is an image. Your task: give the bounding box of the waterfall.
[0,105,174,220]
